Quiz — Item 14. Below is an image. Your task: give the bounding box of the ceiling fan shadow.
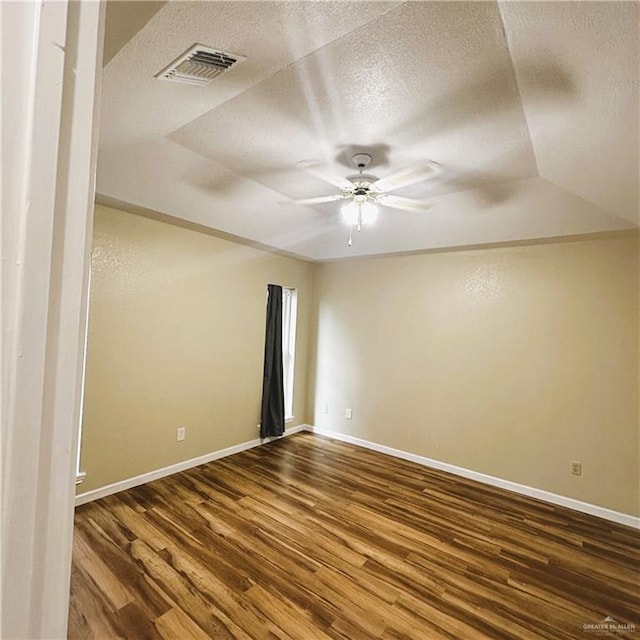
[514,59,578,101]
[189,165,293,198]
[190,172,242,196]
[451,176,526,209]
[388,58,576,143]
[473,180,518,207]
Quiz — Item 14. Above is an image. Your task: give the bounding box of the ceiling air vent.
[155,44,245,86]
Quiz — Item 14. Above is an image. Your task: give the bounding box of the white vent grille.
[156,44,245,86]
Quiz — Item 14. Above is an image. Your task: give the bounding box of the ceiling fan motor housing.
[346,173,378,186]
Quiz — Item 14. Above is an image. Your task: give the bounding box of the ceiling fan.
[282,153,442,246]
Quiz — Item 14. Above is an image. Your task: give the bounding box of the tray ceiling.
[97,1,639,260]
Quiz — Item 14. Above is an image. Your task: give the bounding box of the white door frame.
[1,1,104,637]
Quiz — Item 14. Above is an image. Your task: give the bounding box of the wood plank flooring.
[69,433,640,639]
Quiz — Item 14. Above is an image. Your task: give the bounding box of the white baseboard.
[75,424,307,506]
[76,422,639,529]
[305,425,640,529]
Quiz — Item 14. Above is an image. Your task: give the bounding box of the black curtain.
[260,284,285,438]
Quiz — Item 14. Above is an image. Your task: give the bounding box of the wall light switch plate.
[177,427,186,442]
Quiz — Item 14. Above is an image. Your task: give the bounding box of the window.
[76,267,91,485]
[282,287,297,420]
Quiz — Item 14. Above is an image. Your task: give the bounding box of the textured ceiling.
[97,1,639,260]
[102,1,166,66]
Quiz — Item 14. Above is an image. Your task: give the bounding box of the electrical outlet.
[345,408,353,420]
[323,404,328,414]
[570,460,582,476]
[177,427,186,442]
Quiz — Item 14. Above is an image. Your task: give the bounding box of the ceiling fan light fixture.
[340,201,360,226]
[341,200,378,226]
[360,201,378,225]
[353,193,368,204]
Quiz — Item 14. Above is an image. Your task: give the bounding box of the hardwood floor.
[69,433,639,639]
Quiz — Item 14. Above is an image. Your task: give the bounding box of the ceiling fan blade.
[296,160,354,190]
[279,194,348,206]
[373,161,442,193]
[377,194,433,212]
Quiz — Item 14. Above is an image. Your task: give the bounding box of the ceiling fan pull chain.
[348,225,353,247]
[357,206,362,232]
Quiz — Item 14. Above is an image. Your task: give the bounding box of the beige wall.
[79,205,313,492]
[81,210,639,517]
[310,236,639,516]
